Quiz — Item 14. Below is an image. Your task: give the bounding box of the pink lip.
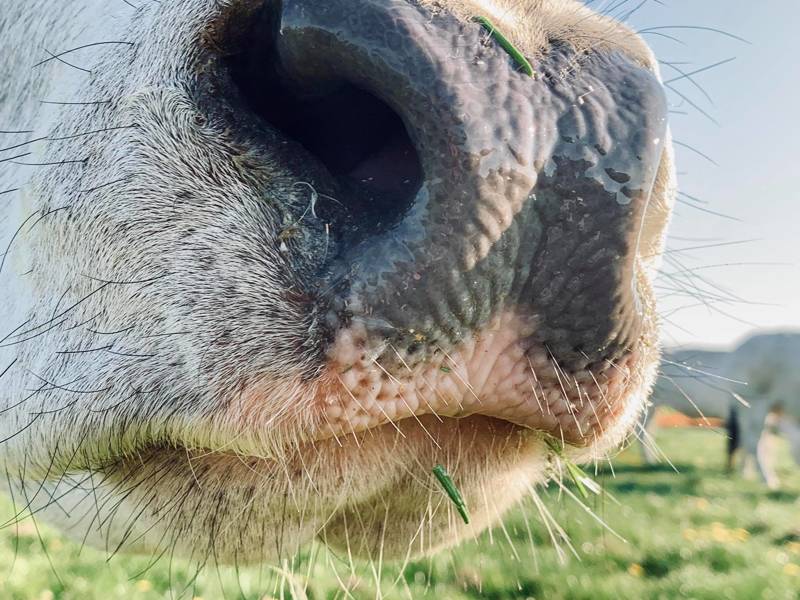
[311,311,640,447]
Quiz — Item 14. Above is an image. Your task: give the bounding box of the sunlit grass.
[1,427,798,599]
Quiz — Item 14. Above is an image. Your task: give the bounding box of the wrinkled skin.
[0,0,676,563]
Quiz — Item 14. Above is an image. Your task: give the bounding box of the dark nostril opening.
[225,23,423,230]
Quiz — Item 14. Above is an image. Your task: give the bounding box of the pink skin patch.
[310,312,639,447]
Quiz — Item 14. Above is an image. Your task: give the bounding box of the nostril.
[210,0,668,375]
[225,18,423,232]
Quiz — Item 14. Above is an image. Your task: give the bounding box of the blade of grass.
[432,464,470,524]
[473,16,535,77]
[544,438,596,500]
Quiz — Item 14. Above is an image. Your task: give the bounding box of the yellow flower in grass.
[784,563,800,577]
[684,522,749,545]
[627,563,644,577]
[135,579,153,592]
[710,522,729,543]
[731,528,750,542]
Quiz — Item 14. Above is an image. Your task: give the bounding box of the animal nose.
[227,0,667,371]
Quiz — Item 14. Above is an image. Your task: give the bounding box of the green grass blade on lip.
[432,464,470,524]
[473,15,535,77]
[544,438,596,500]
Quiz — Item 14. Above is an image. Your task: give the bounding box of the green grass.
[1,428,799,599]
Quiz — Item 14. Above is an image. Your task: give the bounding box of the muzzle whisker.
[320,412,344,448]
[435,345,482,405]
[526,357,545,412]
[551,476,627,543]
[335,374,406,439]
[372,358,441,449]
[634,424,679,472]
[546,347,573,391]
[581,384,605,435]
[388,342,447,420]
[526,482,576,563]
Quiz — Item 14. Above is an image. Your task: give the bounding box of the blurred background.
[637,0,800,348]
[2,1,799,598]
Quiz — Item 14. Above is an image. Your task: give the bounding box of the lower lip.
[106,415,528,480]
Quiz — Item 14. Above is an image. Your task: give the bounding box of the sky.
[598,0,800,349]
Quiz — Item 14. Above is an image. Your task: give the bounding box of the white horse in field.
[643,333,800,487]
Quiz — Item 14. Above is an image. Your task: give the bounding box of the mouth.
[227,309,652,455]
[320,314,646,446]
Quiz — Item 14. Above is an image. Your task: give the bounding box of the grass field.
[1,426,799,600]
